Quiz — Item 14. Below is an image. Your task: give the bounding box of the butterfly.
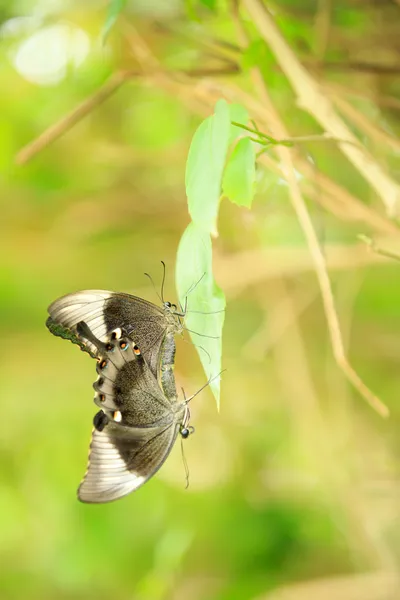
[46,289,185,401]
[74,321,194,503]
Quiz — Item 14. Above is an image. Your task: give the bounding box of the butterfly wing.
[75,325,184,503]
[78,417,178,503]
[74,321,177,422]
[47,290,169,379]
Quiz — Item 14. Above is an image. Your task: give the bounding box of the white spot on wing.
[113,411,122,422]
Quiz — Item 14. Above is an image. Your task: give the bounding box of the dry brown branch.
[243,0,400,217]
[324,270,364,414]
[243,285,319,358]
[253,148,399,235]
[214,244,388,293]
[153,21,241,64]
[14,66,236,167]
[266,280,324,430]
[324,81,400,113]
[296,159,399,235]
[15,71,135,165]
[359,235,400,262]
[234,7,389,417]
[316,60,400,75]
[331,93,400,153]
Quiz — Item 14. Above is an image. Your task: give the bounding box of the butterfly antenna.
[160,261,167,304]
[185,370,226,405]
[180,337,211,364]
[181,437,190,489]
[179,273,206,313]
[185,272,206,297]
[185,308,226,315]
[144,271,163,303]
[179,295,188,317]
[183,327,220,340]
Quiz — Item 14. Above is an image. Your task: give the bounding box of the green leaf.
[222,138,256,208]
[185,99,230,235]
[176,222,226,408]
[101,0,127,43]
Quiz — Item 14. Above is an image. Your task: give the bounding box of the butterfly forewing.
[47,290,181,395]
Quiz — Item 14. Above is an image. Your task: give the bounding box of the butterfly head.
[180,404,195,439]
[163,300,186,320]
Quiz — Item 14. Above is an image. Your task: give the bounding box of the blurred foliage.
[1,0,400,599]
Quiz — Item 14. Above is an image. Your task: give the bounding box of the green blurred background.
[1,1,400,599]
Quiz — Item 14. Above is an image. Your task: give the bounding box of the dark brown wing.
[76,321,178,422]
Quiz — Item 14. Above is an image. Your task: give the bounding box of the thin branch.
[214,243,388,295]
[316,60,400,75]
[15,64,239,166]
[15,71,136,165]
[330,93,400,153]
[233,120,362,148]
[324,80,400,113]
[243,285,319,358]
[358,235,400,262]
[243,0,400,217]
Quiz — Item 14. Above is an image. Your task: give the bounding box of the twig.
[358,235,400,262]
[324,80,400,113]
[330,93,400,153]
[315,60,400,75]
[243,0,400,217]
[214,243,388,294]
[243,284,319,358]
[15,64,239,166]
[16,71,136,165]
[233,120,361,148]
[234,5,390,417]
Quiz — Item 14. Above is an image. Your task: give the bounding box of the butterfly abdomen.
[160,334,177,402]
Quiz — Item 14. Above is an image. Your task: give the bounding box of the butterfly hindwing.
[78,416,178,503]
[75,322,176,426]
